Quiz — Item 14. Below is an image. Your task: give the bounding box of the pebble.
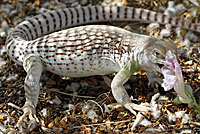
[183,31,198,47]
[0,4,13,14]
[16,2,23,12]
[147,23,160,31]
[175,3,186,14]
[139,119,152,126]
[0,20,9,37]
[80,80,89,88]
[0,58,6,71]
[184,60,193,65]
[187,31,198,42]
[182,114,190,124]
[41,108,48,117]
[175,111,185,119]
[12,17,23,26]
[66,103,75,111]
[87,109,98,120]
[158,5,166,12]
[183,38,191,47]
[164,1,176,17]
[80,0,88,5]
[104,104,110,113]
[0,31,7,38]
[51,96,62,105]
[71,82,80,90]
[38,7,51,13]
[9,10,18,17]
[6,75,17,82]
[175,27,181,38]
[180,129,192,134]
[0,124,6,133]
[191,8,198,16]
[160,28,171,37]
[168,113,176,122]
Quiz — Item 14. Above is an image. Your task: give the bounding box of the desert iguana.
[5,6,198,131]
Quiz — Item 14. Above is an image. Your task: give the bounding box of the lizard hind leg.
[17,54,43,132]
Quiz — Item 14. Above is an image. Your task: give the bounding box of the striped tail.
[5,6,200,65]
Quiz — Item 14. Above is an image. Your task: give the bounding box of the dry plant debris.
[0,0,200,133]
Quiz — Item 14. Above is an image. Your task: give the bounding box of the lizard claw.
[16,107,39,132]
[124,102,152,115]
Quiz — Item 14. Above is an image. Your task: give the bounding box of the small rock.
[183,38,191,47]
[165,24,172,30]
[0,31,7,38]
[147,23,160,31]
[41,108,48,117]
[164,1,176,17]
[104,104,110,113]
[67,104,75,111]
[160,28,171,37]
[184,60,193,65]
[181,114,190,124]
[6,75,17,82]
[80,0,88,5]
[168,113,176,122]
[175,111,185,119]
[0,124,6,133]
[87,110,98,120]
[52,96,62,105]
[0,46,6,56]
[175,3,186,14]
[180,129,192,134]
[1,20,9,34]
[139,119,152,126]
[0,59,6,71]
[158,5,166,12]
[80,80,89,88]
[9,10,18,17]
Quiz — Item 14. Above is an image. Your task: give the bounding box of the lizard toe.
[124,102,152,115]
[16,107,38,133]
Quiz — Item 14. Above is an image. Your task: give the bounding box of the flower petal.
[161,50,182,91]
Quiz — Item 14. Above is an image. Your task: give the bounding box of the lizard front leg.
[17,54,43,132]
[111,64,151,115]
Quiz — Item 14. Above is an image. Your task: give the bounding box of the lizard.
[5,6,199,131]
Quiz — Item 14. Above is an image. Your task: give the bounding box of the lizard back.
[26,25,149,77]
[5,6,200,66]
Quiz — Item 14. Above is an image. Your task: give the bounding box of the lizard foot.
[17,107,39,133]
[124,102,151,115]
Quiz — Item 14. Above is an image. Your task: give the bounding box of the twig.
[87,100,104,117]
[7,103,22,110]
[47,88,95,99]
[70,120,131,129]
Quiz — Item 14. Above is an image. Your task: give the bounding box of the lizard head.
[135,39,177,73]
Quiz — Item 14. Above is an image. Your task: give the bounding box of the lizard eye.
[154,50,161,57]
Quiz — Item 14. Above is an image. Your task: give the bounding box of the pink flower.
[161,50,192,104]
[161,51,200,113]
[161,51,183,91]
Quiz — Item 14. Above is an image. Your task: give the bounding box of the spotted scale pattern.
[5,6,200,73]
[24,25,132,77]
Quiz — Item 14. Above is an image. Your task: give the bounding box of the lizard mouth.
[156,64,164,73]
[158,64,164,69]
